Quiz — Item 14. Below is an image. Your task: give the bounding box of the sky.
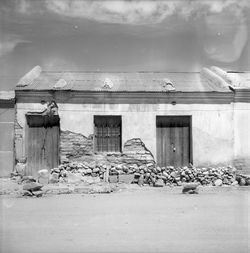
[0,0,250,90]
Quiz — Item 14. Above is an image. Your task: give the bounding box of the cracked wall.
[60,130,155,166]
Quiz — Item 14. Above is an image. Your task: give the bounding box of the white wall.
[16,102,236,167]
[233,102,250,173]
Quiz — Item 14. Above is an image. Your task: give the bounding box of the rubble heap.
[49,162,250,186]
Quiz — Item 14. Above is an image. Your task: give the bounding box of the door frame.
[156,115,193,166]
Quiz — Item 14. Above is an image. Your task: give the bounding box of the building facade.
[0,91,15,177]
[14,66,250,176]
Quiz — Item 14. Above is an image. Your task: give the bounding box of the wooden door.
[26,126,59,176]
[156,116,191,167]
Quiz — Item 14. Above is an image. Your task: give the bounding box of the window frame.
[94,115,122,153]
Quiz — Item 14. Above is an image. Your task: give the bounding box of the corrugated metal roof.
[15,71,232,92]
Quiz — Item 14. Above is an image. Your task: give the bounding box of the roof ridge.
[42,70,201,74]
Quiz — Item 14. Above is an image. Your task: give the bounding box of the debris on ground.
[22,182,44,197]
[47,162,248,187]
[182,183,199,194]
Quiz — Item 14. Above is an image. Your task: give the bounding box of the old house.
[14,66,250,176]
[0,91,15,177]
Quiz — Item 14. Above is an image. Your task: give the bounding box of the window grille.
[94,116,121,152]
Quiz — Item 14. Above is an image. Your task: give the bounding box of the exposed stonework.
[233,158,250,175]
[60,130,94,162]
[14,116,24,162]
[120,138,155,165]
[60,130,155,166]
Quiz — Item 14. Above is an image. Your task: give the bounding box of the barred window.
[94,116,121,152]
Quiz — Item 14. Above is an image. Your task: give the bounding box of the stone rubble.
[49,162,249,187]
[22,182,44,197]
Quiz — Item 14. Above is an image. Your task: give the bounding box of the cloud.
[8,0,249,25]
[0,34,31,57]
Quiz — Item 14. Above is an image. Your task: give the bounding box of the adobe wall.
[0,106,14,177]
[233,102,250,174]
[14,102,235,168]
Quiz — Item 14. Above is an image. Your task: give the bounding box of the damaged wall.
[60,129,155,166]
[15,101,237,169]
[58,103,234,167]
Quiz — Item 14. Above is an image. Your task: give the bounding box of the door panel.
[26,126,59,176]
[156,116,191,167]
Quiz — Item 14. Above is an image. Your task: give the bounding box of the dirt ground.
[0,186,249,253]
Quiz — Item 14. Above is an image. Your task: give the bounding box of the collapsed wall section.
[60,130,155,167]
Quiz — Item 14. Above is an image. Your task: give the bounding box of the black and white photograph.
[0,0,250,252]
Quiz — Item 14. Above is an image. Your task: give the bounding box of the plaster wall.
[233,102,250,173]
[0,107,14,177]
[16,102,235,167]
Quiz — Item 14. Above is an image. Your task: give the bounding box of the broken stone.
[38,169,49,184]
[22,190,33,197]
[182,183,199,193]
[93,167,100,173]
[109,175,118,183]
[32,190,43,197]
[182,189,198,194]
[38,177,49,185]
[154,179,164,187]
[138,175,144,186]
[118,174,134,184]
[239,178,246,186]
[22,176,36,183]
[38,169,49,177]
[67,172,83,184]
[245,178,250,186]
[86,168,92,174]
[23,182,43,192]
[214,179,223,186]
[231,180,238,186]
[15,163,26,175]
[49,173,59,184]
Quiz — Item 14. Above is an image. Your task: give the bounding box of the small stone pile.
[49,162,247,187]
[236,174,250,186]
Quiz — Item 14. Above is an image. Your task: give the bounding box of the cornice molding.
[15,90,234,104]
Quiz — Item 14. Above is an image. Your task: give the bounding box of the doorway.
[156,116,192,167]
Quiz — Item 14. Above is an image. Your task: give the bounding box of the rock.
[231,180,238,186]
[138,175,144,186]
[93,167,100,173]
[52,168,60,173]
[15,163,26,175]
[67,172,83,184]
[245,178,250,186]
[154,179,164,187]
[119,174,134,184]
[23,182,43,192]
[182,189,198,194]
[38,177,49,185]
[109,175,118,183]
[214,179,223,186]
[49,173,59,184]
[22,176,36,183]
[33,190,43,197]
[86,168,92,174]
[38,169,49,177]
[239,178,246,186]
[38,169,49,184]
[22,190,33,197]
[183,183,199,190]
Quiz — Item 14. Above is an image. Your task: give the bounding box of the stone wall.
[60,130,155,166]
[60,130,94,162]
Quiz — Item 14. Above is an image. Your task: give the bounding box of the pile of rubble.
[48,162,250,187]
